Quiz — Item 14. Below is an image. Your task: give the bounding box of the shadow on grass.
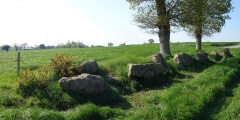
[174,72,194,80]
[34,83,132,111]
[196,73,240,119]
[65,87,132,110]
[196,58,240,119]
[52,68,132,110]
[174,60,214,73]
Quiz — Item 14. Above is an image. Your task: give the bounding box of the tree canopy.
[2,45,10,52]
[39,44,46,49]
[127,0,233,53]
[108,42,114,47]
[180,0,233,50]
[127,0,184,55]
[148,39,154,43]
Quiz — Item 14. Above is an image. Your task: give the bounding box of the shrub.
[50,54,82,78]
[17,54,86,109]
[210,42,238,47]
[18,66,53,97]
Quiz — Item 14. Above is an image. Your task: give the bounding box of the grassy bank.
[0,42,240,119]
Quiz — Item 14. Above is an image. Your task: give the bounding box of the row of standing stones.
[59,48,231,95]
[129,48,231,78]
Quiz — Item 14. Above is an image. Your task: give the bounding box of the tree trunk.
[158,26,171,55]
[196,34,202,51]
[195,28,202,51]
[156,0,171,56]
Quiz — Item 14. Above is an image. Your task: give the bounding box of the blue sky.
[0,0,239,46]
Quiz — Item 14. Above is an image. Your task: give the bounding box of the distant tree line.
[1,43,56,52]
[56,41,89,48]
[1,41,129,52]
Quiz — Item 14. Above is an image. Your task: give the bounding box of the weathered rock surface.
[128,63,164,78]
[195,53,209,63]
[81,60,99,74]
[59,74,108,95]
[174,53,194,66]
[223,48,231,57]
[149,53,172,70]
[209,51,223,61]
[149,53,166,64]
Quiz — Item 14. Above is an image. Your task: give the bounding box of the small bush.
[50,54,82,78]
[18,66,53,97]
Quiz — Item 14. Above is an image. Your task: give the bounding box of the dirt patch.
[223,45,240,48]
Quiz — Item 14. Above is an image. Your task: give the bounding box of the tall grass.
[129,56,240,119]
[0,103,124,120]
[215,83,240,119]
[0,42,240,119]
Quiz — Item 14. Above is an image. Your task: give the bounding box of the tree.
[13,43,19,51]
[35,45,39,50]
[119,43,126,46]
[108,42,114,47]
[180,0,233,50]
[148,39,154,43]
[127,0,184,56]
[39,44,46,49]
[2,45,10,52]
[21,43,28,50]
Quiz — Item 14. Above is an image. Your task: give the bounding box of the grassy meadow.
[0,42,240,119]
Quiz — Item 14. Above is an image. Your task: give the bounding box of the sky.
[0,0,239,47]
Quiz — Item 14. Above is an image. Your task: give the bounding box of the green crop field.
[0,42,240,119]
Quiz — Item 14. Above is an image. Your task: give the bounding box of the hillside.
[0,42,240,119]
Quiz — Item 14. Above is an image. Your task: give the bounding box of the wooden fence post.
[17,52,20,76]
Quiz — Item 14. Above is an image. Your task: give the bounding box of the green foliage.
[210,42,239,47]
[50,54,82,77]
[39,44,46,49]
[17,54,83,109]
[179,0,233,50]
[127,0,181,33]
[180,0,233,37]
[108,42,114,47]
[215,83,240,119]
[17,53,126,110]
[0,104,124,120]
[0,92,24,107]
[65,103,124,120]
[1,45,10,52]
[1,43,240,119]
[35,83,77,110]
[17,66,53,97]
[130,56,240,119]
[56,40,88,48]
[148,39,154,43]
[0,108,65,120]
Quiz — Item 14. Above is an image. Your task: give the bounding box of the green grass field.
[0,42,240,119]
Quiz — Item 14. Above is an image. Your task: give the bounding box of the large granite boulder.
[223,48,231,57]
[128,63,165,78]
[195,53,209,63]
[148,53,172,70]
[81,60,99,74]
[149,53,166,64]
[59,74,108,95]
[174,53,194,66]
[209,51,223,61]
